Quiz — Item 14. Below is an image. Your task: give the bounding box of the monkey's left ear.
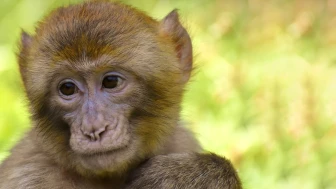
[18,30,33,82]
[159,10,193,83]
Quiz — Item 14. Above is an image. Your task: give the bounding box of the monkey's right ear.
[18,30,32,80]
[159,10,193,83]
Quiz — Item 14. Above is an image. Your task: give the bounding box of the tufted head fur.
[17,1,193,177]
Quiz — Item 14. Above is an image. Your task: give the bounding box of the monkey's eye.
[59,82,78,96]
[102,75,122,89]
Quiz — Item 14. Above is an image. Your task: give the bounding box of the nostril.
[82,130,95,141]
[93,126,107,141]
[81,126,107,141]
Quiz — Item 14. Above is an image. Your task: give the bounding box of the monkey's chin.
[75,142,139,175]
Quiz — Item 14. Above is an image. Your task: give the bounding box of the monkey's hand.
[124,153,242,189]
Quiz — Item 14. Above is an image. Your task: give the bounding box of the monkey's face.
[18,2,192,176]
[24,32,186,175]
[34,42,183,174]
[53,62,138,170]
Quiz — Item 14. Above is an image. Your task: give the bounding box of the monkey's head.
[18,2,192,176]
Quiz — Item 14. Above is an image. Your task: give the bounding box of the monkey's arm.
[124,153,242,189]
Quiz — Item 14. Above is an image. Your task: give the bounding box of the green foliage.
[0,0,335,188]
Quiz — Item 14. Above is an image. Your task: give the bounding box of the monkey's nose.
[82,127,106,141]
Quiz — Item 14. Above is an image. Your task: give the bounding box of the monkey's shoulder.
[0,136,64,188]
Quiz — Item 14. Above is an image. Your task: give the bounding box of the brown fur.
[125,153,241,189]
[0,1,241,189]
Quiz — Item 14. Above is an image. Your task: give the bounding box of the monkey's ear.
[18,30,33,80]
[160,10,193,83]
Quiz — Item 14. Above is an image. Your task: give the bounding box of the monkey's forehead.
[37,2,158,35]
[32,2,166,62]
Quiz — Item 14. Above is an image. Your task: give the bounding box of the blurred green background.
[1,0,336,188]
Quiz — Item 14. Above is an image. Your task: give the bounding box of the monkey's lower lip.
[76,145,128,156]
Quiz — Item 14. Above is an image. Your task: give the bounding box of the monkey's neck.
[156,124,202,155]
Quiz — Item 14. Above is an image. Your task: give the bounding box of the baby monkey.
[0,1,242,189]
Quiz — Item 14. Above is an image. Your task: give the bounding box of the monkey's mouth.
[80,144,129,157]
[69,119,131,155]
[69,131,131,156]
[71,139,130,156]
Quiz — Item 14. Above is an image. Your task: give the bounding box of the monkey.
[0,1,242,189]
